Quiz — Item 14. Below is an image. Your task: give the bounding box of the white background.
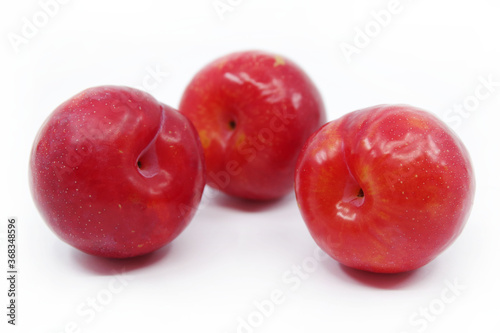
[1,0,499,332]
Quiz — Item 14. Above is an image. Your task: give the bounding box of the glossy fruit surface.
[295,104,475,273]
[179,50,326,200]
[30,86,205,258]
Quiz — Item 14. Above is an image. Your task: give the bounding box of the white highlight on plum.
[292,93,302,110]
[224,72,244,85]
[336,201,357,221]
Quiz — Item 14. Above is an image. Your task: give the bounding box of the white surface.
[1,0,499,332]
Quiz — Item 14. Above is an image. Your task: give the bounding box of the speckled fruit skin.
[179,51,326,200]
[29,86,205,258]
[295,105,475,273]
